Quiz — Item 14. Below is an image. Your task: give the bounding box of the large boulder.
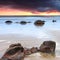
[39,41,56,53]
[34,20,45,26]
[5,20,12,24]
[1,43,25,60]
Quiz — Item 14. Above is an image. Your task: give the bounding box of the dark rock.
[1,43,24,60]
[39,41,56,53]
[5,21,12,24]
[1,51,25,60]
[24,47,38,55]
[34,20,45,26]
[52,20,56,22]
[27,22,31,23]
[20,21,27,25]
[15,22,19,23]
[24,48,31,55]
[9,43,22,48]
[30,47,38,53]
[15,21,31,24]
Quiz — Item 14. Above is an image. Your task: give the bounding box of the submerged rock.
[15,22,19,23]
[15,21,31,24]
[34,20,45,26]
[39,41,56,53]
[1,43,24,60]
[5,20,12,24]
[20,21,27,25]
[52,20,56,22]
[27,22,31,23]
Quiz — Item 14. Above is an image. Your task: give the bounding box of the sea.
[0,16,60,57]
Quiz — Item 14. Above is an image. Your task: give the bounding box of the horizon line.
[0,15,60,17]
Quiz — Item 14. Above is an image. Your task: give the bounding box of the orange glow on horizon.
[0,7,60,16]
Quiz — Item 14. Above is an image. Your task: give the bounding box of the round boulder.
[34,20,45,26]
[5,20,12,24]
[39,41,56,53]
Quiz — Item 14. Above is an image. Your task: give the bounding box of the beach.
[0,32,60,60]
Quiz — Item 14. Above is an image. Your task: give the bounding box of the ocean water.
[0,16,60,57]
[0,16,60,34]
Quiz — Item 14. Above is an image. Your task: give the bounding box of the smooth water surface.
[0,16,60,57]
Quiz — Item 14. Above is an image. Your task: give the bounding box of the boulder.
[30,47,38,53]
[39,41,56,53]
[34,20,45,26]
[52,20,56,22]
[1,43,25,60]
[5,20,12,24]
[20,21,27,25]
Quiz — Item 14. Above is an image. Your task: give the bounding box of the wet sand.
[24,53,60,60]
[0,33,60,60]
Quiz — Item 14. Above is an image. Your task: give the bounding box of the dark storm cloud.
[0,0,60,12]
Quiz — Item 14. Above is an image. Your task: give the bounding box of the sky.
[0,0,60,15]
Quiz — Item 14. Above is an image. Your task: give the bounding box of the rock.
[20,21,27,25]
[24,47,38,55]
[39,41,56,53]
[30,47,38,53]
[15,22,19,23]
[24,48,31,55]
[5,20,12,24]
[15,21,31,24]
[1,51,25,60]
[27,22,31,23]
[1,43,25,60]
[34,20,45,26]
[9,43,22,48]
[52,20,56,22]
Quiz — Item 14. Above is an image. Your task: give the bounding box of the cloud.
[50,0,60,11]
[0,0,60,12]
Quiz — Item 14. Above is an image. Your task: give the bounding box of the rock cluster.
[0,41,56,60]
